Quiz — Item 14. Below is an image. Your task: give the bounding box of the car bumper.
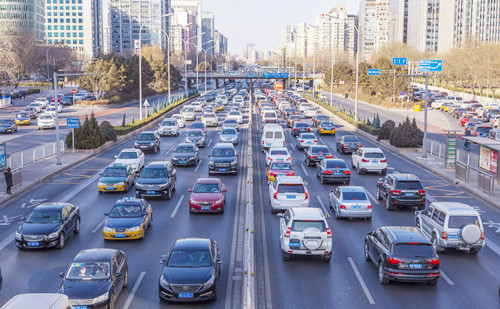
[136,187,169,198]
[172,158,197,166]
[98,184,127,192]
[297,143,315,149]
[439,239,485,250]
[187,140,205,147]
[341,147,358,153]
[135,145,156,151]
[103,229,144,240]
[159,131,177,136]
[209,166,237,174]
[189,202,224,213]
[319,129,336,134]
[16,238,59,249]
[358,165,387,172]
[16,120,29,125]
[384,268,440,282]
[338,209,372,218]
[321,175,350,182]
[283,248,332,256]
[203,121,218,126]
[271,200,309,210]
[69,300,110,309]
[38,124,55,129]
[391,198,426,206]
[159,285,217,302]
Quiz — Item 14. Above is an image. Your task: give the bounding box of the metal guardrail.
[478,171,495,196]
[455,161,469,183]
[182,71,323,79]
[6,140,65,170]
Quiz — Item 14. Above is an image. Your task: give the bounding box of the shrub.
[389,117,423,147]
[66,112,106,149]
[100,121,117,141]
[372,113,381,129]
[378,120,395,140]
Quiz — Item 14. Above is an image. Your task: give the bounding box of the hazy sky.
[201,0,360,56]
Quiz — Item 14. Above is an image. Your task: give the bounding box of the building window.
[79,39,83,44]
[79,33,83,37]
[79,26,83,30]
[73,40,77,44]
[48,39,53,44]
[48,33,52,37]
[73,33,76,37]
[78,19,82,23]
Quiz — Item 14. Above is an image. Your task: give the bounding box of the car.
[415,202,485,255]
[266,147,291,166]
[188,178,227,213]
[1,293,72,309]
[103,197,152,240]
[201,112,218,127]
[44,106,57,115]
[158,118,180,137]
[472,124,492,137]
[23,107,38,118]
[351,147,387,175]
[227,111,243,123]
[190,101,203,112]
[15,112,31,125]
[98,163,136,193]
[317,121,336,135]
[291,122,311,137]
[377,174,426,211]
[171,143,200,167]
[15,203,80,249]
[190,121,207,134]
[304,145,333,166]
[316,158,351,184]
[134,131,161,152]
[48,103,63,112]
[267,161,294,182]
[364,226,440,285]
[37,113,56,130]
[60,96,73,105]
[303,107,318,118]
[296,133,318,151]
[208,143,238,175]
[34,97,49,108]
[135,161,177,199]
[278,207,332,262]
[329,186,372,220]
[336,135,362,154]
[26,103,42,113]
[0,118,17,134]
[287,115,302,128]
[171,113,186,128]
[181,106,196,121]
[219,127,238,144]
[185,129,206,148]
[51,94,63,102]
[268,176,309,213]
[222,119,239,131]
[59,248,128,308]
[158,238,221,302]
[216,102,224,111]
[114,148,145,172]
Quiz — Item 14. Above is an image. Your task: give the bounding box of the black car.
[0,118,17,134]
[171,143,200,167]
[60,96,73,105]
[336,135,362,154]
[16,203,80,250]
[304,145,333,166]
[316,158,351,184]
[364,226,440,285]
[291,122,311,137]
[134,131,160,152]
[0,266,2,292]
[313,114,329,127]
[208,143,238,175]
[59,248,128,308]
[159,238,221,302]
[136,161,177,199]
[377,173,426,211]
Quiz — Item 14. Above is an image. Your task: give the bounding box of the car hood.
[61,279,112,300]
[137,178,168,185]
[160,125,177,130]
[99,177,127,183]
[105,217,143,229]
[220,134,237,139]
[172,153,195,159]
[210,157,235,163]
[20,222,60,235]
[162,266,213,285]
[0,124,13,128]
[114,159,138,166]
[191,192,223,201]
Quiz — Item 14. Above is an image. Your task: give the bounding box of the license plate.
[352,205,362,210]
[180,160,187,164]
[74,306,87,309]
[106,187,114,190]
[371,160,378,163]
[405,192,415,196]
[266,143,271,146]
[114,234,126,238]
[286,195,296,199]
[178,293,194,298]
[448,234,459,239]
[146,190,155,194]
[289,242,301,248]
[219,168,227,171]
[334,172,342,175]
[306,141,312,144]
[201,206,211,210]
[409,264,423,269]
[319,156,324,159]
[27,242,39,246]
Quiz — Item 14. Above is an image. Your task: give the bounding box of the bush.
[66,112,106,149]
[100,121,117,141]
[372,113,381,129]
[378,120,395,140]
[389,117,423,147]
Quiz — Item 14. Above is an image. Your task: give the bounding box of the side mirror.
[98,172,103,176]
[114,155,118,158]
[104,212,109,216]
[187,188,192,192]
[59,272,65,278]
[113,272,122,278]
[223,188,228,192]
[143,211,149,216]
[378,178,383,182]
[208,155,211,157]
[304,181,308,185]
[216,259,222,264]
[276,213,284,218]
[325,214,331,219]
[159,255,167,264]
[21,217,26,221]
[267,181,272,185]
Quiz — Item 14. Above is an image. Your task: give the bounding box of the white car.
[298,103,312,113]
[304,107,318,118]
[227,111,243,124]
[45,106,57,114]
[201,112,218,127]
[48,103,62,112]
[190,102,203,112]
[329,186,372,220]
[37,113,56,130]
[269,176,309,213]
[266,147,291,166]
[319,93,328,99]
[26,103,42,113]
[158,118,179,136]
[351,147,388,175]
[114,148,145,172]
[296,133,318,150]
[181,106,196,121]
[34,97,49,108]
[171,114,185,128]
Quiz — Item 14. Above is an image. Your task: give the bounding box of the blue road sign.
[392,57,407,65]
[66,118,80,129]
[247,73,255,78]
[367,69,380,76]
[419,60,443,72]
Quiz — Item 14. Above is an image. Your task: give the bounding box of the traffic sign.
[419,60,443,72]
[66,118,79,129]
[399,91,405,96]
[71,89,77,94]
[247,73,255,78]
[368,69,380,76]
[392,57,407,65]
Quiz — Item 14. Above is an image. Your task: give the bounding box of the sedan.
[188,178,227,213]
[296,133,318,151]
[291,122,311,137]
[185,129,206,148]
[304,145,333,166]
[103,197,152,240]
[171,143,200,167]
[336,135,362,154]
[317,121,336,135]
[171,114,186,128]
[15,112,31,125]
[316,158,351,184]
[190,122,207,134]
[227,111,243,124]
[114,148,145,172]
[219,127,238,145]
[329,186,372,220]
[159,238,221,302]
[222,119,239,131]
[267,162,294,182]
[15,203,80,249]
[266,147,291,166]
[0,118,17,134]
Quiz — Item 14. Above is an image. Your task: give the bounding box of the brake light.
[429,258,440,266]
[361,159,369,162]
[283,141,285,146]
[326,155,332,158]
[343,144,347,147]
[313,140,318,143]
[357,143,362,147]
[388,257,403,264]
[310,156,318,159]
[481,232,484,240]
[326,228,332,238]
[344,170,351,175]
[268,157,272,162]
[286,157,291,161]
[340,205,346,209]
[304,190,308,199]
[380,159,387,163]
[294,128,299,131]
[284,227,291,238]
[441,232,447,240]
[367,205,372,209]
[262,141,265,145]
[392,190,401,195]
[325,170,332,175]
[418,190,426,195]
[306,128,310,131]
[300,140,304,143]
[274,192,278,199]
[286,172,294,176]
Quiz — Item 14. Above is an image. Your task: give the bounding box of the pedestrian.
[345,92,349,99]
[22,93,25,99]
[4,167,13,194]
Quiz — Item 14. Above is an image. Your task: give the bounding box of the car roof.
[33,203,70,211]
[173,238,211,250]
[115,197,142,205]
[390,173,420,181]
[361,147,383,153]
[195,178,220,183]
[146,161,169,168]
[276,175,303,184]
[175,143,195,148]
[74,248,119,262]
[430,202,479,215]
[290,207,324,220]
[214,143,234,149]
[339,186,365,193]
[120,148,140,153]
[382,226,429,244]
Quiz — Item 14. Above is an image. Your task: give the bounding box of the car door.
[141,201,150,227]
[383,176,392,199]
[68,205,78,233]
[111,255,125,294]
[420,206,435,237]
[368,229,383,261]
[352,149,361,167]
[167,163,176,190]
[61,207,71,236]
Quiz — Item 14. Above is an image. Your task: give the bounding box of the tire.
[469,248,480,255]
[357,165,362,175]
[165,188,171,200]
[418,204,425,210]
[427,279,438,286]
[56,232,65,249]
[385,197,394,211]
[320,175,325,184]
[376,188,383,201]
[74,218,80,234]
[378,262,390,285]
[124,183,129,193]
[416,218,421,229]
[322,254,331,262]
[432,234,443,253]
[123,269,129,288]
[172,179,177,192]
[282,250,291,261]
[140,228,146,240]
[364,242,371,261]
[271,206,278,214]
[109,294,116,309]
[334,206,341,220]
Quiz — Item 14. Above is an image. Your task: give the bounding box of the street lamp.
[159,28,172,105]
[46,45,55,93]
[202,42,215,93]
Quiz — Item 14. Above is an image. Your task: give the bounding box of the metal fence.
[478,171,495,196]
[455,161,469,183]
[6,140,65,170]
[425,139,479,166]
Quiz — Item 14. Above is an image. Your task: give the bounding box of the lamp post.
[203,43,215,93]
[159,28,172,105]
[46,45,55,94]
[182,31,205,96]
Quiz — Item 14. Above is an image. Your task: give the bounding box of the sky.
[201,0,360,56]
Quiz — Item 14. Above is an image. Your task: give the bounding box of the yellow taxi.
[97,163,135,193]
[216,102,224,111]
[317,121,336,135]
[103,197,152,240]
[15,112,31,125]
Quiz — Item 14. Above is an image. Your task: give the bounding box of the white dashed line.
[207,139,213,148]
[290,143,296,152]
[440,270,455,286]
[318,138,326,145]
[0,232,16,251]
[194,160,202,173]
[170,195,185,218]
[362,186,380,205]
[92,219,106,233]
[123,271,146,309]
[316,196,329,215]
[164,145,174,156]
[300,164,309,176]
[347,257,375,305]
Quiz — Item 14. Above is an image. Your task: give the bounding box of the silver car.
[181,107,196,121]
[296,133,318,151]
[329,186,372,220]
[219,127,238,144]
[185,129,206,148]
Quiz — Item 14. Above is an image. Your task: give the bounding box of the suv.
[268,176,309,213]
[304,145,332,166]
[336,135,361,154]
[158,118,179,137]
[278,207,332,262]
[134,131,160,152]
[208,143,238,175]
[351,147,387,175]
[415,202,485,255]
[135,161,177,199]
[377,174,426,211]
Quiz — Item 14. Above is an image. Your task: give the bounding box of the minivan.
[261,124,285,151]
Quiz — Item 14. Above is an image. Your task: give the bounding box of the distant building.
[245,42,256,63]
[0,0,45,39]
[359,0,390,61]
[201,12,215,54]
[172,0,202,52]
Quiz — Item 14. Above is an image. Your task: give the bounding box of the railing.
[478,171,495,196]
[6,140,65,170]
[182,71,323,79]
[455,161,469,183]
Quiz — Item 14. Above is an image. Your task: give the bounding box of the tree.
[378,120,395,140]
[100,121,117,141]
[389,117,424,147]
[79,57,127,99]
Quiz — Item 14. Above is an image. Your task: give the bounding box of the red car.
[460,114,476,126]
[51,94,63,102]
[188,178,227,214]
[267,162,295,182]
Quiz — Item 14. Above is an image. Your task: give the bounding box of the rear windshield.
[270,150,288,155]
[278,184,305,194]
[271,163,292,170]
[342,191,368,201]
[395,181,423,190]
[392,244,434,257]
[448,216,481,229]
[264,112,277,118]
[301,134,315,139]
[274,132,283,139]
[321,122,334,126]
[291,221,326,232]
[326,161,347,168]
[364,152,385,159]
[476,127,491,133]
[295,123,308,127]
[312,147,330,154]
[265,131,273,138]
[344,136,359,142]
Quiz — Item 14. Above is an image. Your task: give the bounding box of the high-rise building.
[172,1,202,52]
[296,22,308,58]
[0,0,45,39]
[389,0,408,44]
[359,0,390,61]
[245,43,256,63]
[201,12,215,55]
[172,8,196,53]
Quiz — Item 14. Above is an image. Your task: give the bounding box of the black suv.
[364,226,440,285]
[376,174,426,211]
[134,131,161,153]
[136,161,177,199]
[208,143,238,175]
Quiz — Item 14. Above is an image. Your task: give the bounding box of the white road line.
[194,160,202,173]
[60,173,101,203]
[319,138,326,145]
[170,195,185,218]
[316,196,329,214]
[387,167,395,170]
[440,270,454,286]
[92,219,105,234]
[0,232,16,251]
[362,186,380,205]
[207,138,213,148]
[486,240,500,256]
[123,271,146,309]
[300,164,309,176]
[164,145,174,156]
[426,193,438,203]
[290,143,296,152]
[347,257,375,305]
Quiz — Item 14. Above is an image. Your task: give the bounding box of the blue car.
[0,118,17,134]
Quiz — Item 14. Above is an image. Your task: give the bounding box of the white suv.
[201,112,218,127]
[158,118,179,137]
[351,147,387,175]
[278,207,332,262]
[266,147,291,166]
[269,176,309,213]
[37,113,56,130]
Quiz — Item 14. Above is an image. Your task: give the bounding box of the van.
[262,111,278,123]
[488,128,500,141]
[1,293,72,309]
[261,124,285,151]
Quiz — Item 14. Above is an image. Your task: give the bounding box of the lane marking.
[318,138,326,145]
[316,196,329,215]
[170,195,185,218]
[290,143,296,152]
[362,186,380,205]
[92,219,105,234]
[440,270,454,286]
[194,160,202,173]
[164,145,174,156]
[123,271,146,309]
[59,173,101,203]
[300,163,309,176]
[486,240,500,256]
[426,193,438,203]
[347,257,375,305]
[0,232,16,251]
[207,138,213,148]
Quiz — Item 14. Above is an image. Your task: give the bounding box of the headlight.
[160,276,170,289]
[103,227,113,232]
[116,182,125,186]
[159,182,169,189]
[136,182,143,188]
[215,197,224,205]
[48,231,59,239]
[134,142,139,147]
[209,161,215,166]
[231,161,238,167]
[202,275,215,290]
[15,232,22,240]
[92,292,109,304]
[128,226,141,232]
[190,196,197,204]
[149,142,155,146]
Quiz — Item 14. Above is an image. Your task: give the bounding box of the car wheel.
[427,278,438,286]
[416,218,421,229]
[364,242,371,261]
[172,179,177,192]
[432,234,443,253]
[320,175,325,184]
[271,206,278,214]
[322,254,331,262]
[469,248,480,255]
[109,294,116,309]
[357,165,362,175]
[125,183,129,193]
[334,206,340,220]
[123,269,129,288]
[56,232,65,249]
[165,188,171,200]
[149,215,153,227]
[282,250,291,261]
[74,218,80,234]
[418,204,425,210]
[385,197,394,211]
[381,170,387,175]
[376,188,382,201]
[140,228,146,240]
[378,262,390,285]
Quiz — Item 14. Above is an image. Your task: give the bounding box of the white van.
[1,293,72,309]
[261,124,285,151]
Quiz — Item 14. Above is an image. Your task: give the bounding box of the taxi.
[15,112,31,125]
[103,197,152,240]
[267,162,295,182]
[317,121,336,135]
[216,102,224,111]
[97,163,135,193]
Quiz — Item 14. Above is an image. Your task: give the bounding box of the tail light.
[429,258,439,266]
[367,205,372,209]
[380,159,387,162]
[441,232,447,240]
[344,170,351,175]
[306,128,310,131]
[300,140,305,143]
[286,157,291,161]
[357,143,362,147]
[326,155,333,158]
[284,227,291,238]
[268,157,272,162]
[304,191,309,199]
[391,190,401,195]
[283,141,285,146]
[340,205,346,209]
[481,232,484,240]
[326,228,332,238]
[313,140,318,143]
[325,170,332,175]
[361,159,369,162]
[388,257,403,264]
[418,190,426,195]
[343,144,347,147]
[310,156,318,159]
[262,141,265,145]
[273,192,278,199]
[294,128,299,131]
[286,172,294,176]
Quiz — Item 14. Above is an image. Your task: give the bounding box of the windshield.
[26,210,61,223]
[193,183,221,193]
[162,120,176,126]
[141,168,167,178]
[344,136,359,142]
[364,152,385,159]
[270,150,288,155]
[270,163,292,170]
[175,146,194,153]
[312,147,330,154]
[0,119,12,124]
[102,167,127,177]
[117,152,138,159]
[16,113,29,118]
[278,184,304,193]
[66,262,111,280]
[40,115,53,120]
[204,114,216,118]
[212,148,235,157]
[167,250,212,267]
[342,191,368,201]
[183,108,194,113]
[392,244,434,257]
[222,128,236,134]
[395,181,423,190]
[229,112,240,115]
[295,123,308,127]
[188,131,203,137]
[326,161,347,168]
[109,204,142,218]
[448,216,481,229]
[137,134,154,141]
[321,122,334,127]
[476,127,492,133]
[301,134,316,139]
[291,220,326,232]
